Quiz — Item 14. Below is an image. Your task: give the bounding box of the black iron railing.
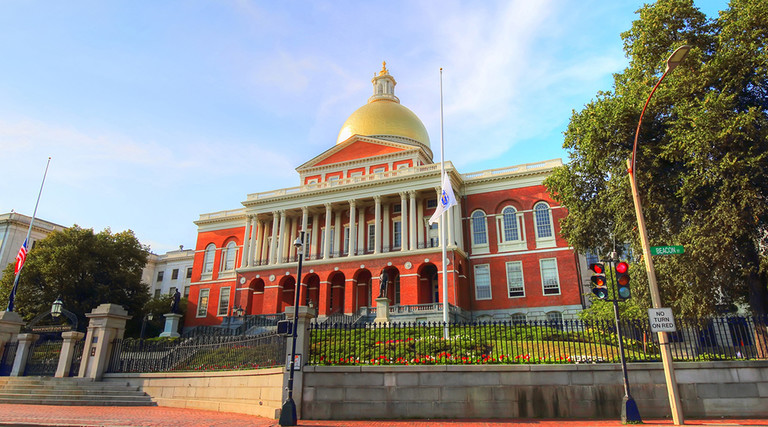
[107,332,286,373]
[308,316,768,365]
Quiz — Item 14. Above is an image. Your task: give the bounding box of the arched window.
[471,210,488,251]
[511,312,527,323]
[222,241,238,271]
[534,202,555,248]
[546,311,563,324]
[202,244,216,274]
[501,206,519,241]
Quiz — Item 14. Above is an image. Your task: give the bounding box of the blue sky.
[0,0,728,254]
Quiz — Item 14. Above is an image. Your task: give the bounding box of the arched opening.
[353,269,372,312]
[249,278,265,315]
[304,273,320,307]
[417,264,439,304]
[375,267,400,305]
[327,271,345,315]
[279,276,296,313]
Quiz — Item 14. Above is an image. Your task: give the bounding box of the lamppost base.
[622,395,642,424]
[279,397,297,426]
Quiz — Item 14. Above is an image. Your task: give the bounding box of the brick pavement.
[0,404,767,427]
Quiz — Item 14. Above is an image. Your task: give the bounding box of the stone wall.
[103,368,283,419]
[302,361,768,420]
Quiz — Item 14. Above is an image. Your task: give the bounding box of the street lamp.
[50,297,63,318]
[140,313,154,340]
[279,231,305,427]
[627,44,690,426]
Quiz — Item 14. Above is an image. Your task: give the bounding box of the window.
[427,199,437,209]
[393,204,401,213]
[474,264,492,300]
[506,261,525,298]
[197,289,210,317]
[321,227,335,254]
[349,171,363,178]
[511,312,527,323]
[222,241,238,271]
[154,289,161,298]
[471,210,488,249]
[540,258,561,295]
[547,311,563,323]
[367,224,375,250]
[585,251,600,266]
[396,163,409,170]
[372,167,385,174]
[186,267,193,279]
[307,178,319,185]
[343,226,350,254]
[534,202,554,239]
[500,207,519,241]
[203,244,216,274]
[393,220,402,249]
[169,287,177,295]
[171,269,179,280]
[184,286,190,297]
[218,287,231,316]
[156,271,164,282]
[327,175,340,182]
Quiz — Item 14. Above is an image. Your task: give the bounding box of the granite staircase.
[0,377,156,406]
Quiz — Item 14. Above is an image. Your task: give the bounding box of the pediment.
[297,136,418,171]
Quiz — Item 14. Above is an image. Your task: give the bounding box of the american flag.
[14,239,27,275]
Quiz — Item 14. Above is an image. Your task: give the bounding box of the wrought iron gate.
[0,341,19,376]
[23,339,62,376]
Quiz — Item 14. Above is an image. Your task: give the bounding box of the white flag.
[428,172,457,225]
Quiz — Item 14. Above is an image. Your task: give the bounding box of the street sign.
[651,245,684,256]
[648,308,677,333]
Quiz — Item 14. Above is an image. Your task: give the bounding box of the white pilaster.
[241,217,251,267]
[253,218,263,265]
[311,212,319,259]
[383,200,390,252]
[348,200,356,257]
[277,210,287,263]
[417,197,424,248]
[400,192,408,251]
[334,209,342,256]
[270,212,279,265]
[323,203,332,260]
[374,196,381,254]
[455,196,464,250]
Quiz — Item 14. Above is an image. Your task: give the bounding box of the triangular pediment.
[297,136,419,171]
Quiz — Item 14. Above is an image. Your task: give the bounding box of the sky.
[0,0,729,254]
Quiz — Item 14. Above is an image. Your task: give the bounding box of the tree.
[545,0,768,318]
[0,226,151,334]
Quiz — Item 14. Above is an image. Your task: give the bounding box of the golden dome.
[336,63,430,149]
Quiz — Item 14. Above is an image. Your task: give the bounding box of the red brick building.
[186,64,584,328]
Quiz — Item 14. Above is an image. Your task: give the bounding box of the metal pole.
[280,230,305,426]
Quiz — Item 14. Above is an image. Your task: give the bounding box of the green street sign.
[651,245,685,256]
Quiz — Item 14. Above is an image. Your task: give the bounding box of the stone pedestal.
[282,305,317,420]
[0,311,25,350]
[159,313,182,338]
[55,331,85,377]
[79,303,131,380]
[374,297,391,324]
[11,333,39,376]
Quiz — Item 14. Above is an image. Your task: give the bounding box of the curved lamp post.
[280,231,305,426]
[627,45,690,426]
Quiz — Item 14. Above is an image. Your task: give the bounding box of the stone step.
[0,397,154,406]
[0,377,155,406]
[1,384,143,393]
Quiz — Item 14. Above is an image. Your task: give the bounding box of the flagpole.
[7,157,51,312]
[439,68,449,339]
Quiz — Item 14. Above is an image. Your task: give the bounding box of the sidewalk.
[0,404,766,427]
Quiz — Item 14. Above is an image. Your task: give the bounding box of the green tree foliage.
[546,0,768,317]
[0,226,150,333]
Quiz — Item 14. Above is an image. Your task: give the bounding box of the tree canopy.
[1,226,151,333]
[545,0,768,317]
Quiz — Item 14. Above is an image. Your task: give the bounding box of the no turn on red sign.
[648,308,677,333]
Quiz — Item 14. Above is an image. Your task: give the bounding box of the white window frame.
[470,210,489,254]
[395,163,409,170]
[540,258,561,296]
[393,219,402,249]
[505,261,525,298]
[497,206,526,252]
[473,264,492,300]
[547,311,563,323]
[534,202,556,248]
[343,225,350,255]
[202,244,215,279]
[307,178,319,185]
[510,312,527,323]
[367,223,375,251]
[217,287,231,317]
[349,171,363,178]
[197,289,210,317]
[222,241,238,271]
[372,167,386,174]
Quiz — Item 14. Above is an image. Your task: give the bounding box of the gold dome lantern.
[336,62,431,150]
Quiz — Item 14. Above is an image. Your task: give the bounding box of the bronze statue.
[378,268,389,298]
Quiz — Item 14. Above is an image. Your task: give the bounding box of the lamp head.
[293,237,303,249]
[665,45,691,73]
[51,297,63,318]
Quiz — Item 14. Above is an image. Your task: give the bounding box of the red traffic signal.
[616,261,631,300]
[589,262,608,300]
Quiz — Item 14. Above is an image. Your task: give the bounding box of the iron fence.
[181,313,285,338]
[24,340,62,376]
[69,339,85,377]
[107,332,286,373]
[0,341,19,376]
[308,315,768,365]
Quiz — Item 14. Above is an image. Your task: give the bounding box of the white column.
[400,192,408,252]
[435,187,442,247]
[348,200,356,257]
[253,218,263,265]
[277,210,287,263]
[241,216,251,267]
[374,196,381,254]
[334,209,342,256]
[311,212,319,259]
[248,216,258,266]
[417,197,424,248]
[357,206,365,255]
[270,212,279,265]
[383,201,390,252]
[409,191,417,251]
[260,219,269,264]
[323,203,332,260]
[288,215,298,259]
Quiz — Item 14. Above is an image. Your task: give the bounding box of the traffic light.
[590,262,608,300]
[616,261,631,300]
